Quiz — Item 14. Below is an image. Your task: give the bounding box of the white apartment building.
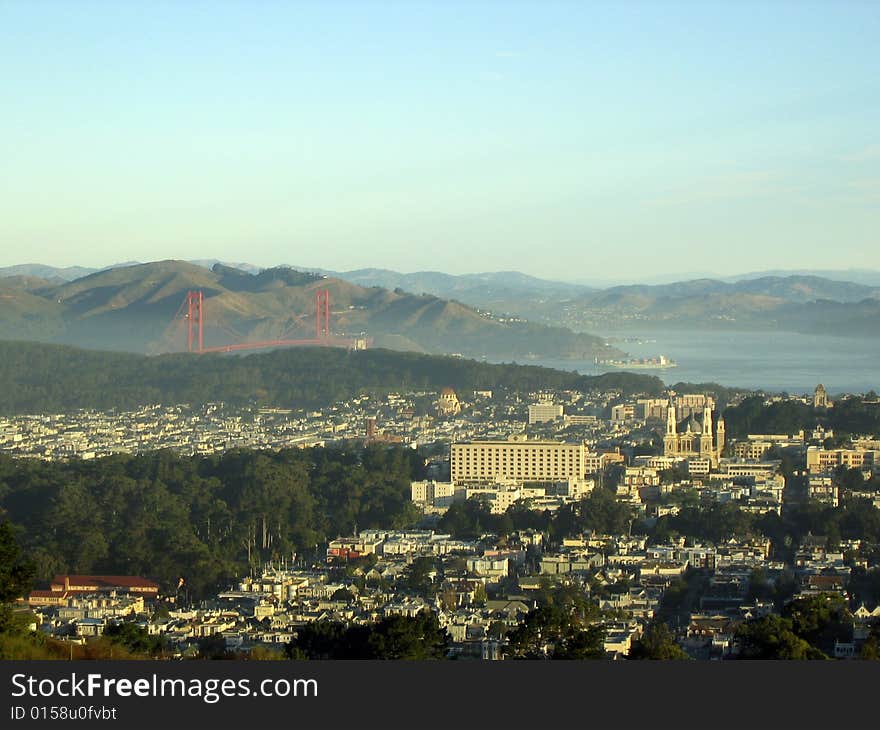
[718,459,781,478]
[528,403,564,424]
[611,404,637,423]
[687,457,711,476]
[410,480,456,506]
[461,486,526,514]
[807,475,839,507]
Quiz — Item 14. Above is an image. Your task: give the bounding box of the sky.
[1,0,878,282]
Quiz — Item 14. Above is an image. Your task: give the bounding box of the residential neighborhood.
[11,384,880,660]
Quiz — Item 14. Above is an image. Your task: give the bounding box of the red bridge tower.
[185,290,204,353]
[315,289,330,339]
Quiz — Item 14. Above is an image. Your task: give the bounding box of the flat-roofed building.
[410,480,456,506]
[807,475,839,507]
[806,446,879,473]
[584,452,608,474]
[564,414,597,426]
[734,440,774,460]
[611,404,636,423]
[624,466,661,487]
[461,486,524,514]
[451,438,586,484]
[326,535,384,561]
[49,575,158,596]
[528,403,564,424]
[718,459,781,478]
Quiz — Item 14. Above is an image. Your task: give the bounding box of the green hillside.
[0,340,663,415]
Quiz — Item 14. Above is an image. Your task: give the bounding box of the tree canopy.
[505,604,605,660]
[0,521,35,632]
[0,445,424,598]
[627,622,690,660]
[0,340,663,415]
[287,612,449,660]
[723,394,880,439]
[734,593,852,659]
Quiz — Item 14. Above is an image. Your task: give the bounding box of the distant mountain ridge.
[291,267,880,337]
[299,267,592,318]
[538,276,880,335]
[0,264,99,281]
[3,260,880,338]
[0,259,265,282]
[0,260,617,360]
[724,269,880,288]
[597,276,879,303]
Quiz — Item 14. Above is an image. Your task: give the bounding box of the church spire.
[699,403,714,460]
[666,402,677,436]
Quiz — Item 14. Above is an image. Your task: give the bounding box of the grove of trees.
[0,445,424,598]
[723,394,880,439]
[286,612,449,659]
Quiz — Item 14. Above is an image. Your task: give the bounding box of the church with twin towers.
[663,395,725,467]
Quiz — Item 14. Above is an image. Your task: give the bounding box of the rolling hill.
[0,263,99,281]
[0,260,619,360]
[313,267,592,314]
[0,340,663,414]
[290,266,880,337]
[5,259,880,344]
[491,276,880,336]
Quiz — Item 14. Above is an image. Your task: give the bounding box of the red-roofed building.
[801,574,847,596]
[26,575,158,606]
[25,590,71,607]
[49,575,159,596]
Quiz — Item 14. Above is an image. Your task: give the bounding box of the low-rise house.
[603,621,641,657]
[73,618,105,637]
[800,574,848,596]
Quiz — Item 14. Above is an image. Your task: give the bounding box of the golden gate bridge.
[167,288,368,354]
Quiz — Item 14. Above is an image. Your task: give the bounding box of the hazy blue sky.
[1,0,878,281]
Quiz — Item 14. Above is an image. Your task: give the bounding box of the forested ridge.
[723,393,880,438]
[0,340,663,415]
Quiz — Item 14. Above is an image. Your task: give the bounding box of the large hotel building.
[451,438,586,484]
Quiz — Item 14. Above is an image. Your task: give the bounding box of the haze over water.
[526,330,880,395]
